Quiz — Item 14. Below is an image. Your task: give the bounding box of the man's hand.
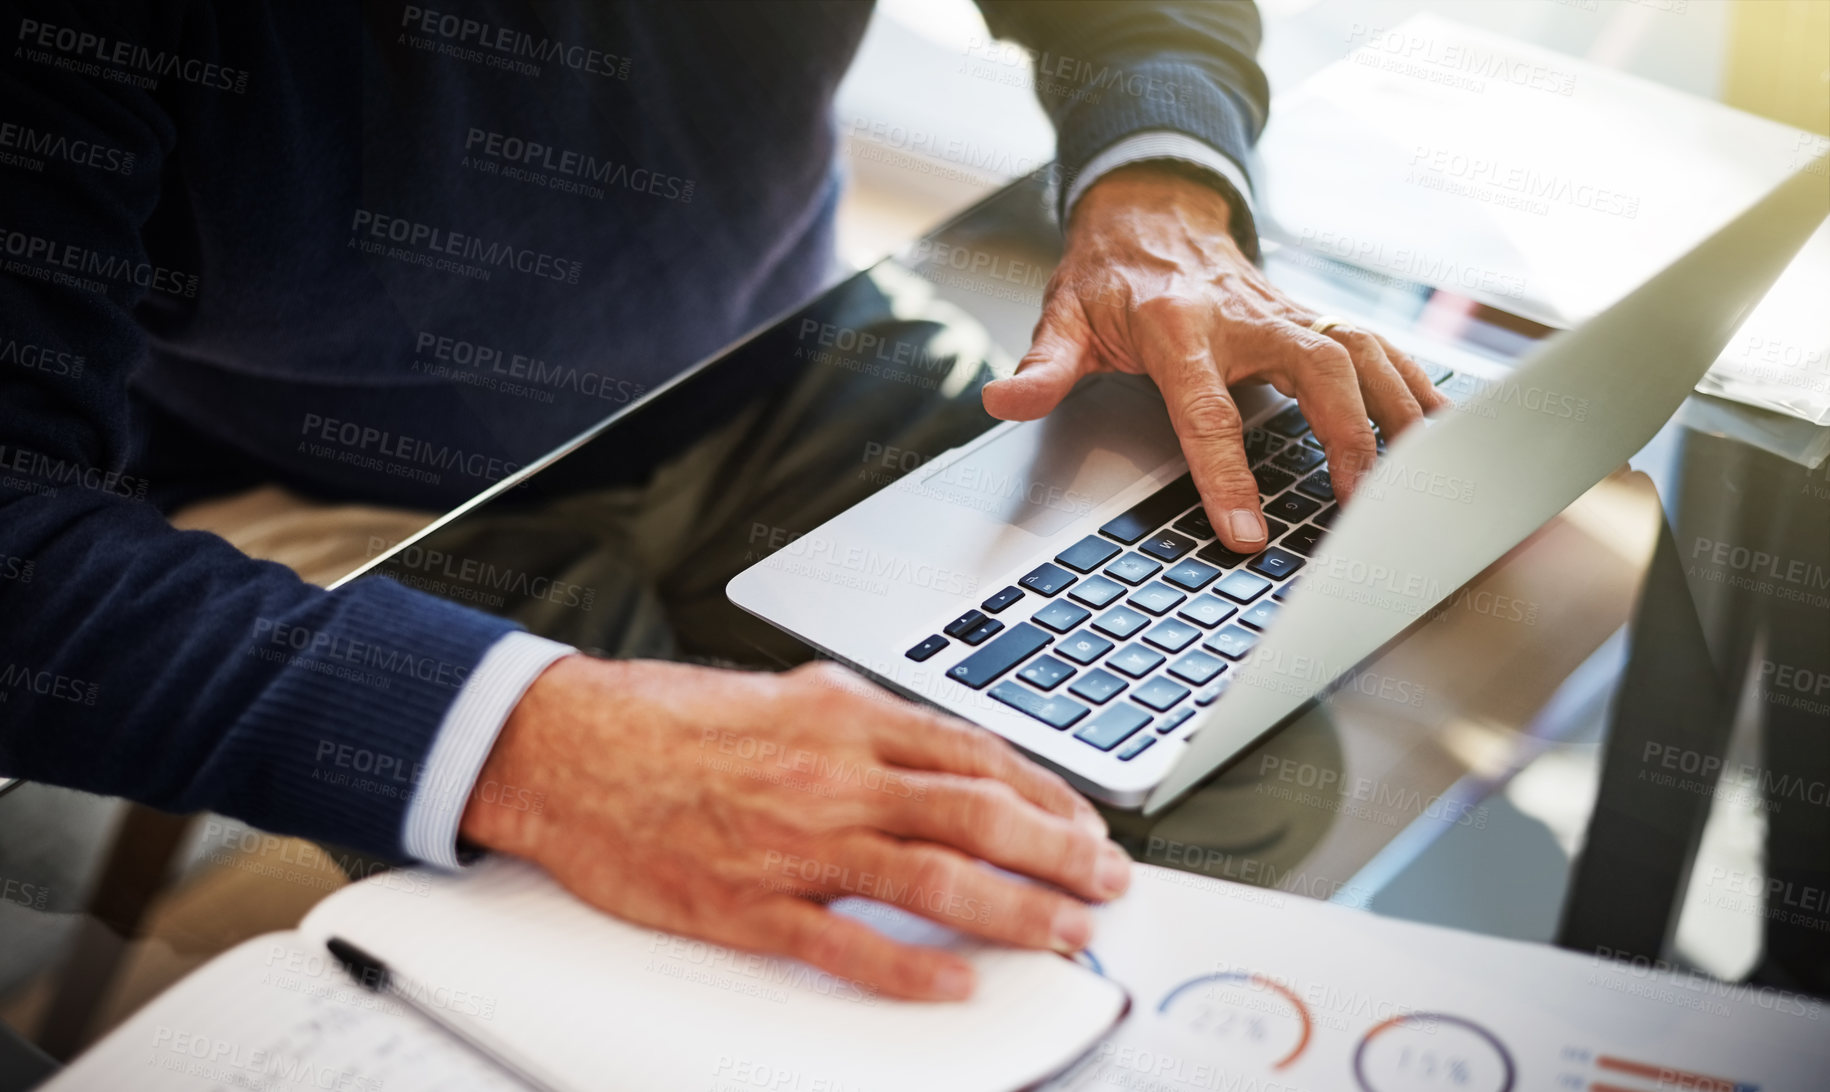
[460,656,1129,1001]
[982,162,1449,553]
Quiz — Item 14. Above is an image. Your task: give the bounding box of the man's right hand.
[459,656,1131,1001]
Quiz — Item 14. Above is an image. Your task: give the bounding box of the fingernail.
[1096,843,1132,899]
[1051,902,1094,952]
[1077,809,1108,839]
[932,962,974,1000]
[1229,509,1266,546]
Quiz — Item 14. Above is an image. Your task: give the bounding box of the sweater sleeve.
[973,0,1269,251]
[0,9,519,860]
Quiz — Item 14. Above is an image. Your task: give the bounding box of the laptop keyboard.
[905,362,1460,765]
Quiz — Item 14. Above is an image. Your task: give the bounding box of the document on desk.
[1044,864,1829,1092]
[39,857,1128,1092]
[1260,13,1830,425]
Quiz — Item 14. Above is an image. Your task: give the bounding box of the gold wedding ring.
[1308,315,1354,336]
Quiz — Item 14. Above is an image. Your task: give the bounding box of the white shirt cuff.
[402,630,575,869]
[1063,130,1257,225]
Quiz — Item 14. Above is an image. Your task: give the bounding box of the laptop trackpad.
[919,378,1179,537]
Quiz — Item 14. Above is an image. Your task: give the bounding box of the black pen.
[327,936,567,1092]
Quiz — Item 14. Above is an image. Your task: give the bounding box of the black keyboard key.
[1177,594,1237,628]
[1144,618,1201,653]
[1075,704,1152,751]
[1018,655,1076,691]
[981,585,1025,613]
[989,681,1089,730]
[1297,470,1335,503]
[1280,524,1326,557]
[1118,734,1157,760]
[947,622,1050,689]
[1128,581,1187,616]
[1310,502,1338,527]
[1019,562,1076,597]
[1032,599,1092,633]
[1248,548,1305,581]
[1272,444,1325,474]
[1253,464,1296,497]
[1068,667,1127,705]
[1168,651,1226,686]
[1099,474,1199,545]
[1303,434,1324,452]
[1264,492,1321,523]
[1239,599,1280,631]
[1197,541,1253,569]
[1203,625,1259,661]
[1138,530,1196,562]
[1173,508,1216,539]
[1263,405,1312,437]
[1155,707,1197,735]
[1107,643,1166,678]
[905,635,949,662]
[1163,557,1220,591]
[1055,630,1115,665]
[1261,516,1290,544]
[944,610,987,639]
[1103,552,1163,586]
[961,617,1004,645]
[1055,535,1122,573]
[1243,428,1281,463]
[1273,578,1299,602]
[1093,606,1150,640]
[1069,574,1126,609]
[1132,676,1190,712]
[1216,570,1272,603]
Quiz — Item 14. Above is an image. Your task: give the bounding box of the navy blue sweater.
[0,1,1267,858]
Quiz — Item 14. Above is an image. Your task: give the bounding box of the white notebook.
[41,857,1128,1092]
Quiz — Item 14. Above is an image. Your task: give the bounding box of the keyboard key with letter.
[1069,574,1126,608]
[1032,599,1092,633]
[1068,668,1127,704]
[1055,630,1115,665]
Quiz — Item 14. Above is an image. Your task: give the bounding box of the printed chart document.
[1045,865,1828,1092]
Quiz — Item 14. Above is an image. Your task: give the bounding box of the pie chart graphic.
[1353,1012,1515,1092]
[1155,971,1313,1071]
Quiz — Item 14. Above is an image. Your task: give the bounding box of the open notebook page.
[296,857,1128,1092]
[39,932,525,1091]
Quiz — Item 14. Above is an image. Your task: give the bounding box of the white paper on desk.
[1260,13,1830,424]
[1044,864,1830,1092]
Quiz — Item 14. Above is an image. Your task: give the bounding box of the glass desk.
[1,172,1825,1074]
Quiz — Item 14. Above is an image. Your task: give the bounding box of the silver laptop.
[729,160,1827,814]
